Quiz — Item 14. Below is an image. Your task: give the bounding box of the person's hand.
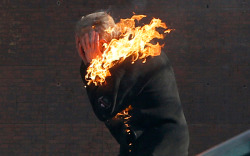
[76,31,103,65]
[82,31,103,64]
[75,34,88,65]
[83,31,103,64]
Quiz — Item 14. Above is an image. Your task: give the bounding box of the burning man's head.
[75,12,118,46]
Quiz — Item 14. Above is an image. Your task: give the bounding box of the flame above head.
[85,15,173,86]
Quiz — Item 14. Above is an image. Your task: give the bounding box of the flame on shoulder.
[85,15,172,86]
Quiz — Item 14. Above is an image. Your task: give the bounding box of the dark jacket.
[80,51,189,156]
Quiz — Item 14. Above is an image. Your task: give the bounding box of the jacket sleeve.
[80,60,130,121]
[79,61,90,86]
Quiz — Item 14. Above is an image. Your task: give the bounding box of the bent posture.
[75,12,189,156]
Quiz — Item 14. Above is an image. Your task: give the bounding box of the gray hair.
[75,12,118,42]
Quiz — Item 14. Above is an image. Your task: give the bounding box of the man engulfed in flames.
[75,12,189,156]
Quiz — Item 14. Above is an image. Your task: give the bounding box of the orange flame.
[114,105,133,149]
[85,15,172,86]
[115,105,133,120]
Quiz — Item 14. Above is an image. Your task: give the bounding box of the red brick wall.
[0,0,249,155]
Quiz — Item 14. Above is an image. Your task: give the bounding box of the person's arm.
[79,60,90,86]
[78,31,136,121]
[80,59,129,121]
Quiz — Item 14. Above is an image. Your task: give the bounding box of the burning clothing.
[80,51,189,156]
